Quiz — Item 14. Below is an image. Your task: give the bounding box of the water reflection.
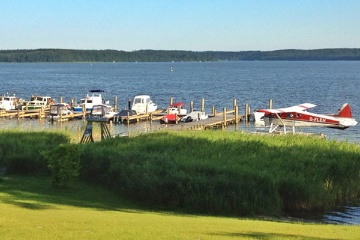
[322,204,360,225]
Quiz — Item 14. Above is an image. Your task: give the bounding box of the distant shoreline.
[1,48,360,62]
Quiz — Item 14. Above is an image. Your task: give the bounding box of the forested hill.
[1,48,360,62]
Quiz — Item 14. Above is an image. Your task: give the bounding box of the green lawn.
[1,176,359,240]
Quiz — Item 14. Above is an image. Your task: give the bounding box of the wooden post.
[60,96,63,103]
[127,112,130,126]
[235,105,239,124]
[170,97,173,106]
[212,106,215,117]
[60,109,63,122]
[269,99,273,109]
[114,96,117,111]
[223,107,227,126]
[82,104,86,121]
[190,101,194,112]
[201,98,205,112]
[245,103,249,123]
[233,99,237,114]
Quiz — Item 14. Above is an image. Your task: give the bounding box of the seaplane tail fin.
[336,103,352,118]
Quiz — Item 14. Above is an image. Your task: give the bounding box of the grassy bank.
[1,175,359,240]
[1,129,359,217]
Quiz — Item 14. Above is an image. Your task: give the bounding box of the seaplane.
[254,103,357,133]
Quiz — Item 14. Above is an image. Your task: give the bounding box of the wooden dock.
[160,106,246,131]
[115,110,164,124]
[0,108,49,119]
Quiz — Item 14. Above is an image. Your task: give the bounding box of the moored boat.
[113,109,137,123]
[48,103,73,121]
[160,102,187,124]
[90,104,118,121]
[181,111,208,122]
[0,94,24,110]
[22,95,54,110]
[131,95,157,114]
[73,90,109,113]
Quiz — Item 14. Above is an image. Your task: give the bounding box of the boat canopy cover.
[90,90,105,93]
[172,102,185,107]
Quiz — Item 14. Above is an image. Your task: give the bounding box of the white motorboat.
[181,111,208,122]
[131,95,157,114]
[73,90,109,112]
[0,94,24,110]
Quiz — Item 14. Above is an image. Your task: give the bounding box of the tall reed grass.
[79,130,360,216]
[1,129,359,217]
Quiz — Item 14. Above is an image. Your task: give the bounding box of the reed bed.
[1,129,359,217]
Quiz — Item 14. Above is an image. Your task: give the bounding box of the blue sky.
[1,0,359,51]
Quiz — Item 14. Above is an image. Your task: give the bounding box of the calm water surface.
[1,61,359,224]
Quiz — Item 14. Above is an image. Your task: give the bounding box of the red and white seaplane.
[254,103,357,133]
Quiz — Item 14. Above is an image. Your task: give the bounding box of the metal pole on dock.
[269,99,273,109]
[201,98,205,112]
[190,101,194,112]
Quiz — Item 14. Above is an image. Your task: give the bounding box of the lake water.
[0,61,359,224]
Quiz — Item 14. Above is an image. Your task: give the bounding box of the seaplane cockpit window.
[296,113,301,117]
[287,113,294,118]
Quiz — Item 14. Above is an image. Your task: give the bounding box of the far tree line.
[0,48,360,62]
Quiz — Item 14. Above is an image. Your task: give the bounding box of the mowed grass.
[1,176,359,240]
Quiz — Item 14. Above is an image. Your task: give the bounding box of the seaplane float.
[254,103,357,133]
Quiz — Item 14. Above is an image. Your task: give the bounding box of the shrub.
[42,144,80,188]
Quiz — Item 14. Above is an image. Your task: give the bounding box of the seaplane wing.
[255,103,357,132]
[257,103,317,114]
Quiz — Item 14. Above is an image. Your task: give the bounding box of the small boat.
[48,103,73,121]
[160,102,187,124]
[89,104,118,121]
[0,94,24,110]
[113,109,137,123]
[181,111,208,122]
[131,95,157,114]
[22,95,54,110]
[160,113,181,124]
[73,90,109,113]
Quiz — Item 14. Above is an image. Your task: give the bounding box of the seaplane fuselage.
[257,103,357,131]
[264,111,357,129]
